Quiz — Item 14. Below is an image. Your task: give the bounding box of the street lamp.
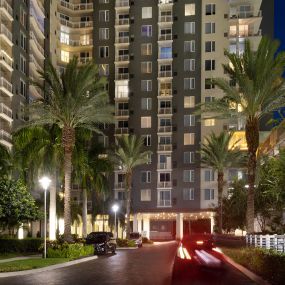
[112,204,119,239]
[39,176,51,259]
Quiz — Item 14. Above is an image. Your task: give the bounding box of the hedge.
[0,238,43,253]
[116,239,136,248]
[46,243,93,259]
[223,247,285,285]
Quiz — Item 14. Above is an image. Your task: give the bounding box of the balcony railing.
[158,126,172,133]
[115,36,129,44]
[115,92,129,99]
[158,108,172,115]
[158,162,171,170]
[157,181,172,188]
[0,129,12,143]
[115,18,130,25]
[158,71,172,78]
[158,0,173,4]
[60,0,93,11]
[79,57,92,64]
[115,0,130,7]
[60,38,93,47]
[30,31,44,55]
[30,2,45,33]
[158,199,171,207]
[0,24,12,42]
[0,103,12,119]
[115,109,129,116]
[157,144,172,151]
[116,73,129,80]
[0,51,13,69]
[114,182,125,189]
[230,10,262,19]
[159,34,172,41]
[30,54,43,72]
[159,89,172,97]
[0,77,12,94]
[115,127,129,135]
[229,30,262,38]
[0,0,13,18]
[159,15,173,23]
[60,18,93,29]
[115,55,129,62]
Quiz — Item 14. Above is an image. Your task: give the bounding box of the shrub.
[46,242,93,259]
[224,247,285,285]
[142,237,153,244]
[0,238,43,254]
[116,239,136,248]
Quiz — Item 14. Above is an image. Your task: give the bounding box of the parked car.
[130,232,143,248]
[86,232,116,255]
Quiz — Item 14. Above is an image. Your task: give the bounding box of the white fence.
[246,234,285,253]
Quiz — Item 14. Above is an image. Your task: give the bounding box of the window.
[99,0,109,3]
[99,10,109,22]
[205,96,215,103]
[141,117,151,128]
[183,170,195,182]
[141,189,151,201]
[141,80,152,92]
[99,46,109,58]
[205,41,216,52]
[184,115,195,127]
[158,190,171,207]
[204,169,215,182]
[185,4,195,16]
[141,171,151,183]
[204,118,215,126]
[20,55,26,74]
[205,60,215,71]
[20,7,27,27]
[205,189,215,200]
[141,25,152,37]
[141,62,152,73]
[184,22,195,34]
[61,50,69,62]
[184,41,195,52]
[184,96,195,108]
[205,22,215,34]
[184,152,195,164]
[205,78,215,89]
[99,64,109,76]
[20,79,27,98]
[160,47,172,59]
[99,28,109,40]
[183,188,194,200]
[184,78,195,90]
[206,4,216,15]
[117,191,125,201]
[20,32,27,51]
[184,59,195,71]
[143,135,151,146]
[141,43,152,56]
[184,133,195,145]
[141,98,152,110]
[142,7,152,19]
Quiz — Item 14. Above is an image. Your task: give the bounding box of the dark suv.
[86,232,116,255]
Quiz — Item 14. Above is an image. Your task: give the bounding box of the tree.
[13,126,62,240]
[201,37,285,232]
[23,58,114,241]
[200,131,242,233]
[0,144,12,178]
[113,135,151,239]
[0,178,41,235]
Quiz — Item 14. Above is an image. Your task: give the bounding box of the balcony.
[0,24,12,46]
[115,128,129,135]
[60,38,93,47]
[0,103,12,122]
[229,29,262,38]
[0,77,13,97]
[29,54,43,73]
[158,126,172,133]
[158,71,172,78]
[157,199,171,207]
[114,182,126,189]
[115,0,130,8]
[59,0,93,11]
[158,34,172,41]
[30,1,45,35]
[60,19,93,29]
[0,50,13,72]
[159,15,173,23]
[116,73,129,80]
[157,144,172,152]
[230,10,262,20]
[0,129,12,148]
[157,162,172,170]
[29,84,44,99]
[79,57,92,64]
[115,109,129,117]
[157,181,172,188]
[30,31,44,58]
[158,108,172,115]
[115,19,130,26]
[115,92,129,100]
[115,36,129,44]
[0,0,13,21]
[115,55,129,62]
[159,89,172,97]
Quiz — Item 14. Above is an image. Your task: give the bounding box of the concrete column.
[133,214,138,232]
[49,178,57,240]
[138,217,142,233]
[176,213,183,240]
[142,216,150,239]
[210,214,215,234]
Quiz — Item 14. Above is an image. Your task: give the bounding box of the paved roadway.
[0,241,256,285]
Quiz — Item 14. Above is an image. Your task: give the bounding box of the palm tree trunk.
[82,187,88,238]
[217,172,224,234]
[125,172,132,239]
[49,171,57,240]
[62,126,75,242]
[245,118,259,233]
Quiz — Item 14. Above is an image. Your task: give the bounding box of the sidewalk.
[0,255,41,264]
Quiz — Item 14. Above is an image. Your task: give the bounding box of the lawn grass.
[0,258,70,272]
[0,253,23,260]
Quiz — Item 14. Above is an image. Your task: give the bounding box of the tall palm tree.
[23,58,114,241]
[0,144,11,178]
[200,132,243,233]
[113,135,152,239]
[13,126,62,240]
[201,37,285,233]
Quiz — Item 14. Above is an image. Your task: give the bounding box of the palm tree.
[200,132,243,233]
[23,58,114,241]
[201,37,285,233]
[113,135,152,239]
[13,126,62,240]
[0,144,11,178]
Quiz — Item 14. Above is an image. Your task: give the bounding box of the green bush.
[142,237,153,244]
[46,242,93,259]
[116,239,136,248]
[0,238,43,254]
[224,247,285,285]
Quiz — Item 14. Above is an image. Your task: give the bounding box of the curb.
[117,247,138,250]
[224,255,270,285]
[0,255,98,278]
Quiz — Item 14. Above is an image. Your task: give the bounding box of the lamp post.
[39,176,51,259]
[112,204,119,239]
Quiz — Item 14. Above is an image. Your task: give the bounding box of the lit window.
[184,133,195,145]
[141,189,151,201]
[183,188,194,200]
[204,118,215,126]
[184,22,195,34]
[61,50,69,62]
[141,62,152,73]
[142,7,152,19]
[185,4,195,16]
[141,117,152,128]
[184,96,195,108]
[141,25,152,37]
[141,43,152,56]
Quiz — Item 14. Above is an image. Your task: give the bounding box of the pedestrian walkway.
[0,255,41,264]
